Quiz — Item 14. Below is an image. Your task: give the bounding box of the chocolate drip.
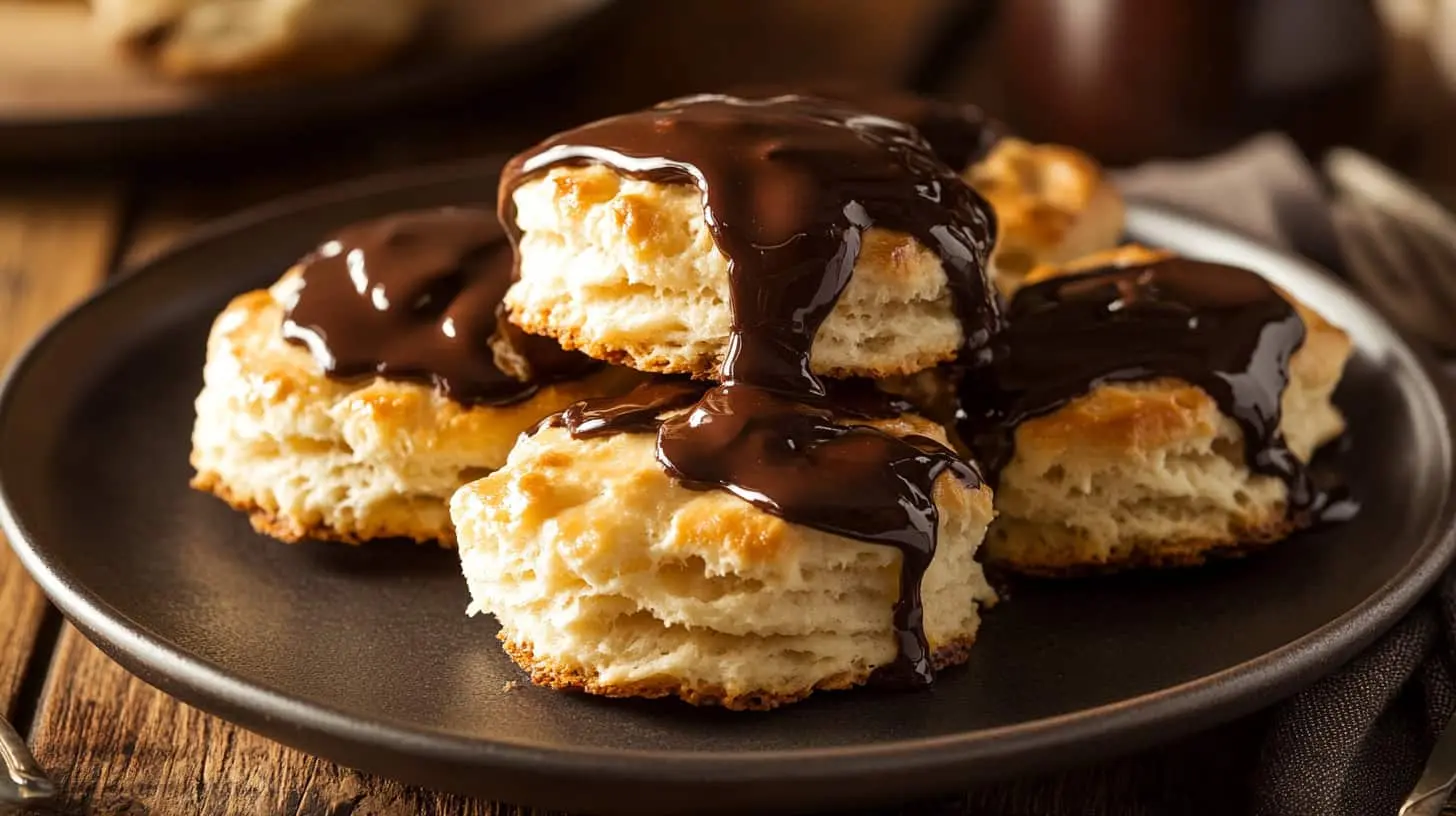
[659,384,980,687]
[500,94,1002,378]
[281,208,597,406]
[545,377,909,439]
[505,94,1000,685]
[547,380,706,438]
[959,257,1340,517]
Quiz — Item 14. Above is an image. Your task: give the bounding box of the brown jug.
[998,0,1384,165]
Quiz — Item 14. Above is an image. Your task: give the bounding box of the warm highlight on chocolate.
[727,84,1005,171]
[281,208,596,405]
[959,257,1340,517]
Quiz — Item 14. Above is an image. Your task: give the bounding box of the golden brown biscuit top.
[957,246,1343,518]
[966,138,1106,252]
[530,374,980,688]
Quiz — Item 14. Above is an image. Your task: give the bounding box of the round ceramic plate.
[2,160,1453,815]
[0,0,612,161]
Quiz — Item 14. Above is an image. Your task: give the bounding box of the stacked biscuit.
[450,144,1001,710]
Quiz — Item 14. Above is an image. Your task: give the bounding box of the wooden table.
[1,2,1453,814]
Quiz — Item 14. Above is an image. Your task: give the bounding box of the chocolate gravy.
[505,94,1001,685]
[959,257,1336,517]
[846,92,1005,172]
[659,384,981,687]
[548,380,706,438]
[281,208,596,405]
[728,84,1006,170]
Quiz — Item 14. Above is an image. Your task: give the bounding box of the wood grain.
[29,628,539,816]
[0,179,122,718]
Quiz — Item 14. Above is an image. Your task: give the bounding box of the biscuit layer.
[450,417,997,709]
[983,248,1353,574]
[504,164,969,380]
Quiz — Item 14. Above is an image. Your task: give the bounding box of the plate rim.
[2,162,1454,800]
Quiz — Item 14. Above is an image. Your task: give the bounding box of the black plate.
[2,160,1454,815]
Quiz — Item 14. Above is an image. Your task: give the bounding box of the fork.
[1325,148,1456,814]
[1325,148,1456,352]
[0,713,52,806]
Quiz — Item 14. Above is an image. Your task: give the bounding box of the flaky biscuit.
[189,273,637,545]
[965,137,1125,296]
[95,0,427,83]
[504,164,969,380]
[450,416,997,710]
[983,247,1352,575]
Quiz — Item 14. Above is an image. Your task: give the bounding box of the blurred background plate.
[0,0,614,162]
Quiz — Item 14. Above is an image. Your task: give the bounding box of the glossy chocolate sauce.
[728,84,1006,170]
[959,257,1335,517]
[659,384,982,686]
[547,380,706,438]
[504,94,1000,685]
[846,92,1005,172]
[281,208,596,405]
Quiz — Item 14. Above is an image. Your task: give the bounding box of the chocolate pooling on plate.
[281,208,597,406]
[959,257,1346,519]
[504,93,1001,686]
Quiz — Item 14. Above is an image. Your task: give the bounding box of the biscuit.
[503,163,969,380]
[450,415,997,709]
[95,0,427,82]
[965,137,1125,296]
[980,247,1352,575]
[189,275,637,545]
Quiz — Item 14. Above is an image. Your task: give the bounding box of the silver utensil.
[1400,715,1456,816]
[1325,148,1456,351]
[1329,148,1456,815]
[0,714,52,806]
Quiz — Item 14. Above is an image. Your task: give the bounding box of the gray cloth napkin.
[1113,133,1349,276]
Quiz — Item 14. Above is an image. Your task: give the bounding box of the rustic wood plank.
[29,628,539,816]
[26,150,560,813]
[30,626,1254,816]
[0,179,123,718]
